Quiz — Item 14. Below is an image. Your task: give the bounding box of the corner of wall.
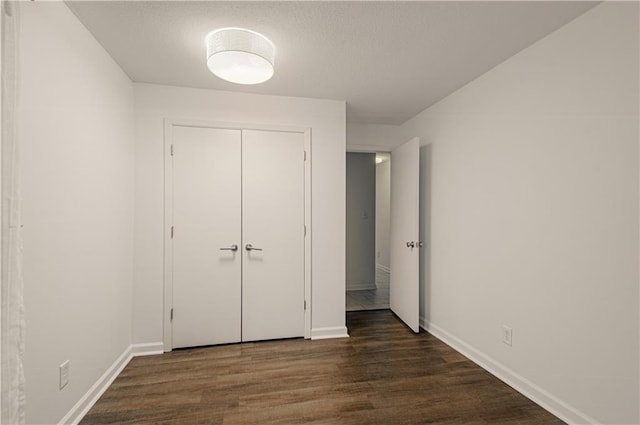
[58,344,163,425]
[58,348,131,425]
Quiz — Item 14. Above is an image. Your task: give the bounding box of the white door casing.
[390,137,420,333]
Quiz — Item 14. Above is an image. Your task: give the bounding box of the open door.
[390,137,420,332]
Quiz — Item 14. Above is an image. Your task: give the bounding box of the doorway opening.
[345,152,390,311]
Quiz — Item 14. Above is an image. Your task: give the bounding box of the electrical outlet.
[59,360,70,390]
[502,326,513,346]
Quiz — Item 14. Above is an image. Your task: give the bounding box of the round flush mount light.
[206,28,275,85]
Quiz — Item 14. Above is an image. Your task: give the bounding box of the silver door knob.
[406,241,415,248]
[220,244,238,251]
[245,243,262,251]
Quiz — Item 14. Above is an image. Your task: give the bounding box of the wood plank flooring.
[80,311,564,425]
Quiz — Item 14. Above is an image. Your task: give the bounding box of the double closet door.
[170,126,305,349]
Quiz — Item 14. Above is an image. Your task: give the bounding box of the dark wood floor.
[81,311,564,425]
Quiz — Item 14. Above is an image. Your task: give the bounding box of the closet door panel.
[242,130,305,341]
[172,126,242,348]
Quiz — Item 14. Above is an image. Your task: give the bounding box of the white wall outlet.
[59,360,70,390]
[502,325,513,346]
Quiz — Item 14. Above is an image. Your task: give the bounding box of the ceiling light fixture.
[205,28,275,85]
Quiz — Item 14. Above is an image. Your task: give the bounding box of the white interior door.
[390,137,420,332]
[172,126,242,348]
[242,130,305,341]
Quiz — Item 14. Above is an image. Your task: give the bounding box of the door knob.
[406,241,415,248]
[220,244,238,251]
[245,243,263,251]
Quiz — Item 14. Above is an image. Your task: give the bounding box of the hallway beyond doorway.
[346,268,390,311]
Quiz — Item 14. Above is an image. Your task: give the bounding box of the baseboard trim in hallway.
[345,282,377,291]
[346,268,390,311]
[375,264,390,273]
[419,316,598,425]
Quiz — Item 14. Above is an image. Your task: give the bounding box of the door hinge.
[171,144,174,156]
[304,150,307,161]
[170,308,174,321]
[304,300,307,310]
[171,226,174,239]
[304,225,307,236]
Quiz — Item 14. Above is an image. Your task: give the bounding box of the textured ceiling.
[67,1,598,124]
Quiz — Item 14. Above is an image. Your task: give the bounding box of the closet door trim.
[163,118,312,352]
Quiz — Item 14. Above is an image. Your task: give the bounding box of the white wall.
[346,122,400,151]
[375,160,391,270]
[346,153,376,290]
[133,84,346,344]
[19,3,134,424]
[401,3,639,424]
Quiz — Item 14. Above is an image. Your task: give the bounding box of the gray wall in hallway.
[346,152,376,290]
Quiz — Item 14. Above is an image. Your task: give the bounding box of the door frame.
[163,118,312,352]
[346,145,391,154]
[345,146,392,311]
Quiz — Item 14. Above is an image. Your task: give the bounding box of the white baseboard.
[131,342,164,357]
[59,342,163,425]
[311,326,349,340]
[375,264,390,273]
[419,317,598,425]
[346,282,377,291]
[58,347,131,425]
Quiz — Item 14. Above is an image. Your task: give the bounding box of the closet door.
[172,126,242,348]
[241,130,305,341]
